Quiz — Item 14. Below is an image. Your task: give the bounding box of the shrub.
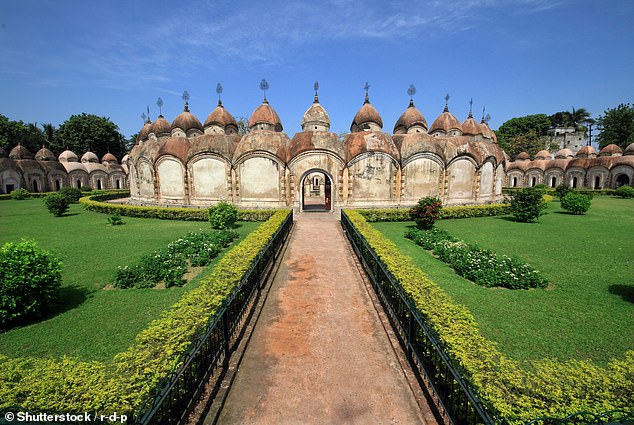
[561,192,592,215]
[0,240,62,327]
[554,184,572,199]
[208,201,238,229]
[615,185,634,198]
[80,185,93,192]
[43,193,70,217]
[10,188,30,200]
[108,214,124,226]
[534,183,549,195]
[405,227,455,250]
[410,196,443,229]
[511,187,547,222]
[357,204,512,222]
[59,187,82,203]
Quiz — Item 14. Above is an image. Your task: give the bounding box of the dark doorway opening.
[551,176,556,187]
[615,174,630,188]
[594,176,601,189]
[301,170,332,212]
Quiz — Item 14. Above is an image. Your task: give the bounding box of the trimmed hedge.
[0,210,292,415]
[503,187,617,197]
[344,210,634,423]
[357,203,512,222]
[80,194,278,222]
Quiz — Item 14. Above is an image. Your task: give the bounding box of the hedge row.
[80,194,277,222]
[502,187,617,197]
[0,189,129,201]
[344,210,633,423]
[0,210,292,416]
[357,203,512,222]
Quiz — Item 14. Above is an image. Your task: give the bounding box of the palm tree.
[565,107,591,131]
[41,123,56,145]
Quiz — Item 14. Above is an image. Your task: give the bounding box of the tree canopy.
[0,114,47,154]
[496,114,553,158]
[596,103,634,150]
[52,113,126,160]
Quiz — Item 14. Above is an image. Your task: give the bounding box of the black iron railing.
[134,211,293,425]
[341,211,497,425]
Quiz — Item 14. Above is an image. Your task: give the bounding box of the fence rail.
[134,211,293,425]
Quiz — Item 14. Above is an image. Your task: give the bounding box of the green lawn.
[372,197,634,366]
[0,199,259,361]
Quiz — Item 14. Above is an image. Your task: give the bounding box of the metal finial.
[141,112,147,123]
[182,90,190,111]
[469,98,473,117]
[444,93,450,112]
[364,81,370,103]
[216,83,223,106]
[145,105,151,122]
[481,106,486,123]
[407,84,416,107]
[260,79,269,101]
[156,97,163,116]
[314,81,319,102]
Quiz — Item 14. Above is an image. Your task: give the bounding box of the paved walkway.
[216,211,431,425]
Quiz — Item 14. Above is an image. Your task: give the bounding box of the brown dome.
[248,100,282,130]
[624,143,634,156]
[35,146,56,161]
[344,131,399,163]
[575,145,597,158]
[289,131,344,161]
[351,101,383,131]
[462,113,482,136]
[102,152,118,164]
[234,130,289,163]
[204,102,238,130]
[172,105,203,134]
[393,100,427,133]
[534,150,551,160]
[516,151,530,161]
[301,101,330,130]
[429,107,462,135]
[555,148,574,159]
[151,115,172,136]
[58,149,78,162]
[138,120,152,141]
[81,151,99,163]
[9,145,34,160]
[598,144,623,157]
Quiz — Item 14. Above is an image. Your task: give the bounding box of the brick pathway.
[216,211,432,425]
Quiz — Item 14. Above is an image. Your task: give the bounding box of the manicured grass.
[372,197,633,366]
[0,199,259,361]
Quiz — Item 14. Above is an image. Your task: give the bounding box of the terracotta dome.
[575,145,597,158]
[516,151,530,161]
[138,120,152,142]
[58,149,79,162]
[102,152,118,164]
[248,100,282,131]
[151,115,172,136]
[598,144,623,157]
[461,111,483,136]
[35,146,56,161]
[81,151,99,163]
[555,148,574,159]
[429,106,462,135]
[534,150,551,160]
[301,99,330,131]
[624,142,634,156]
[480,120,495,141]
[351,100,383,131]
[172,104,203,134]
[9,145,34,160]
[204,101,238,130]
[344,131,399,163]
[393,100,427,134]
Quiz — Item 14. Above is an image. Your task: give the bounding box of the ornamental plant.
[561,192,592,215]
[59,187,82,203]
[43,193,70,216]
[0,240,62,327]
[554,183,572,199]
[511,187,547,222]
[615,185,634,198]
[9,188,30,200]
[410,196,443,229]
[208,201,238,229]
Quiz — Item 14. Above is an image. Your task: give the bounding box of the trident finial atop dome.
[407,84,416,107]
[216,83,223,106]
[469,97,474,118]
[364,81,370,104]
[444,93,450,112]
[314,81,319,103]
[260,79,269,102]
[182,91,190,112]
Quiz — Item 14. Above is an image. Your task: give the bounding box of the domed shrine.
[127,83,506,210]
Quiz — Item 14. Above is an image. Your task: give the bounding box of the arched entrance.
[300,169,332,212]
[615,174,630,188]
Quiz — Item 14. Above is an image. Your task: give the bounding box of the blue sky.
[1,0,633,140]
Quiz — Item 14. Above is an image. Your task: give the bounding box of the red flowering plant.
[410,196,443,229]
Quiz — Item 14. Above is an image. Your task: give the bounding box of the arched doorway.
[300,170,332,212]
[615,174,630,188]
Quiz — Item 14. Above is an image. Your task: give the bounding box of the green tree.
[0,114,46,154]
[41,123,56,145]
[235,116,250,136]
[596,103,634,150]
[53,113,126,160]
[496,114,552,158]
